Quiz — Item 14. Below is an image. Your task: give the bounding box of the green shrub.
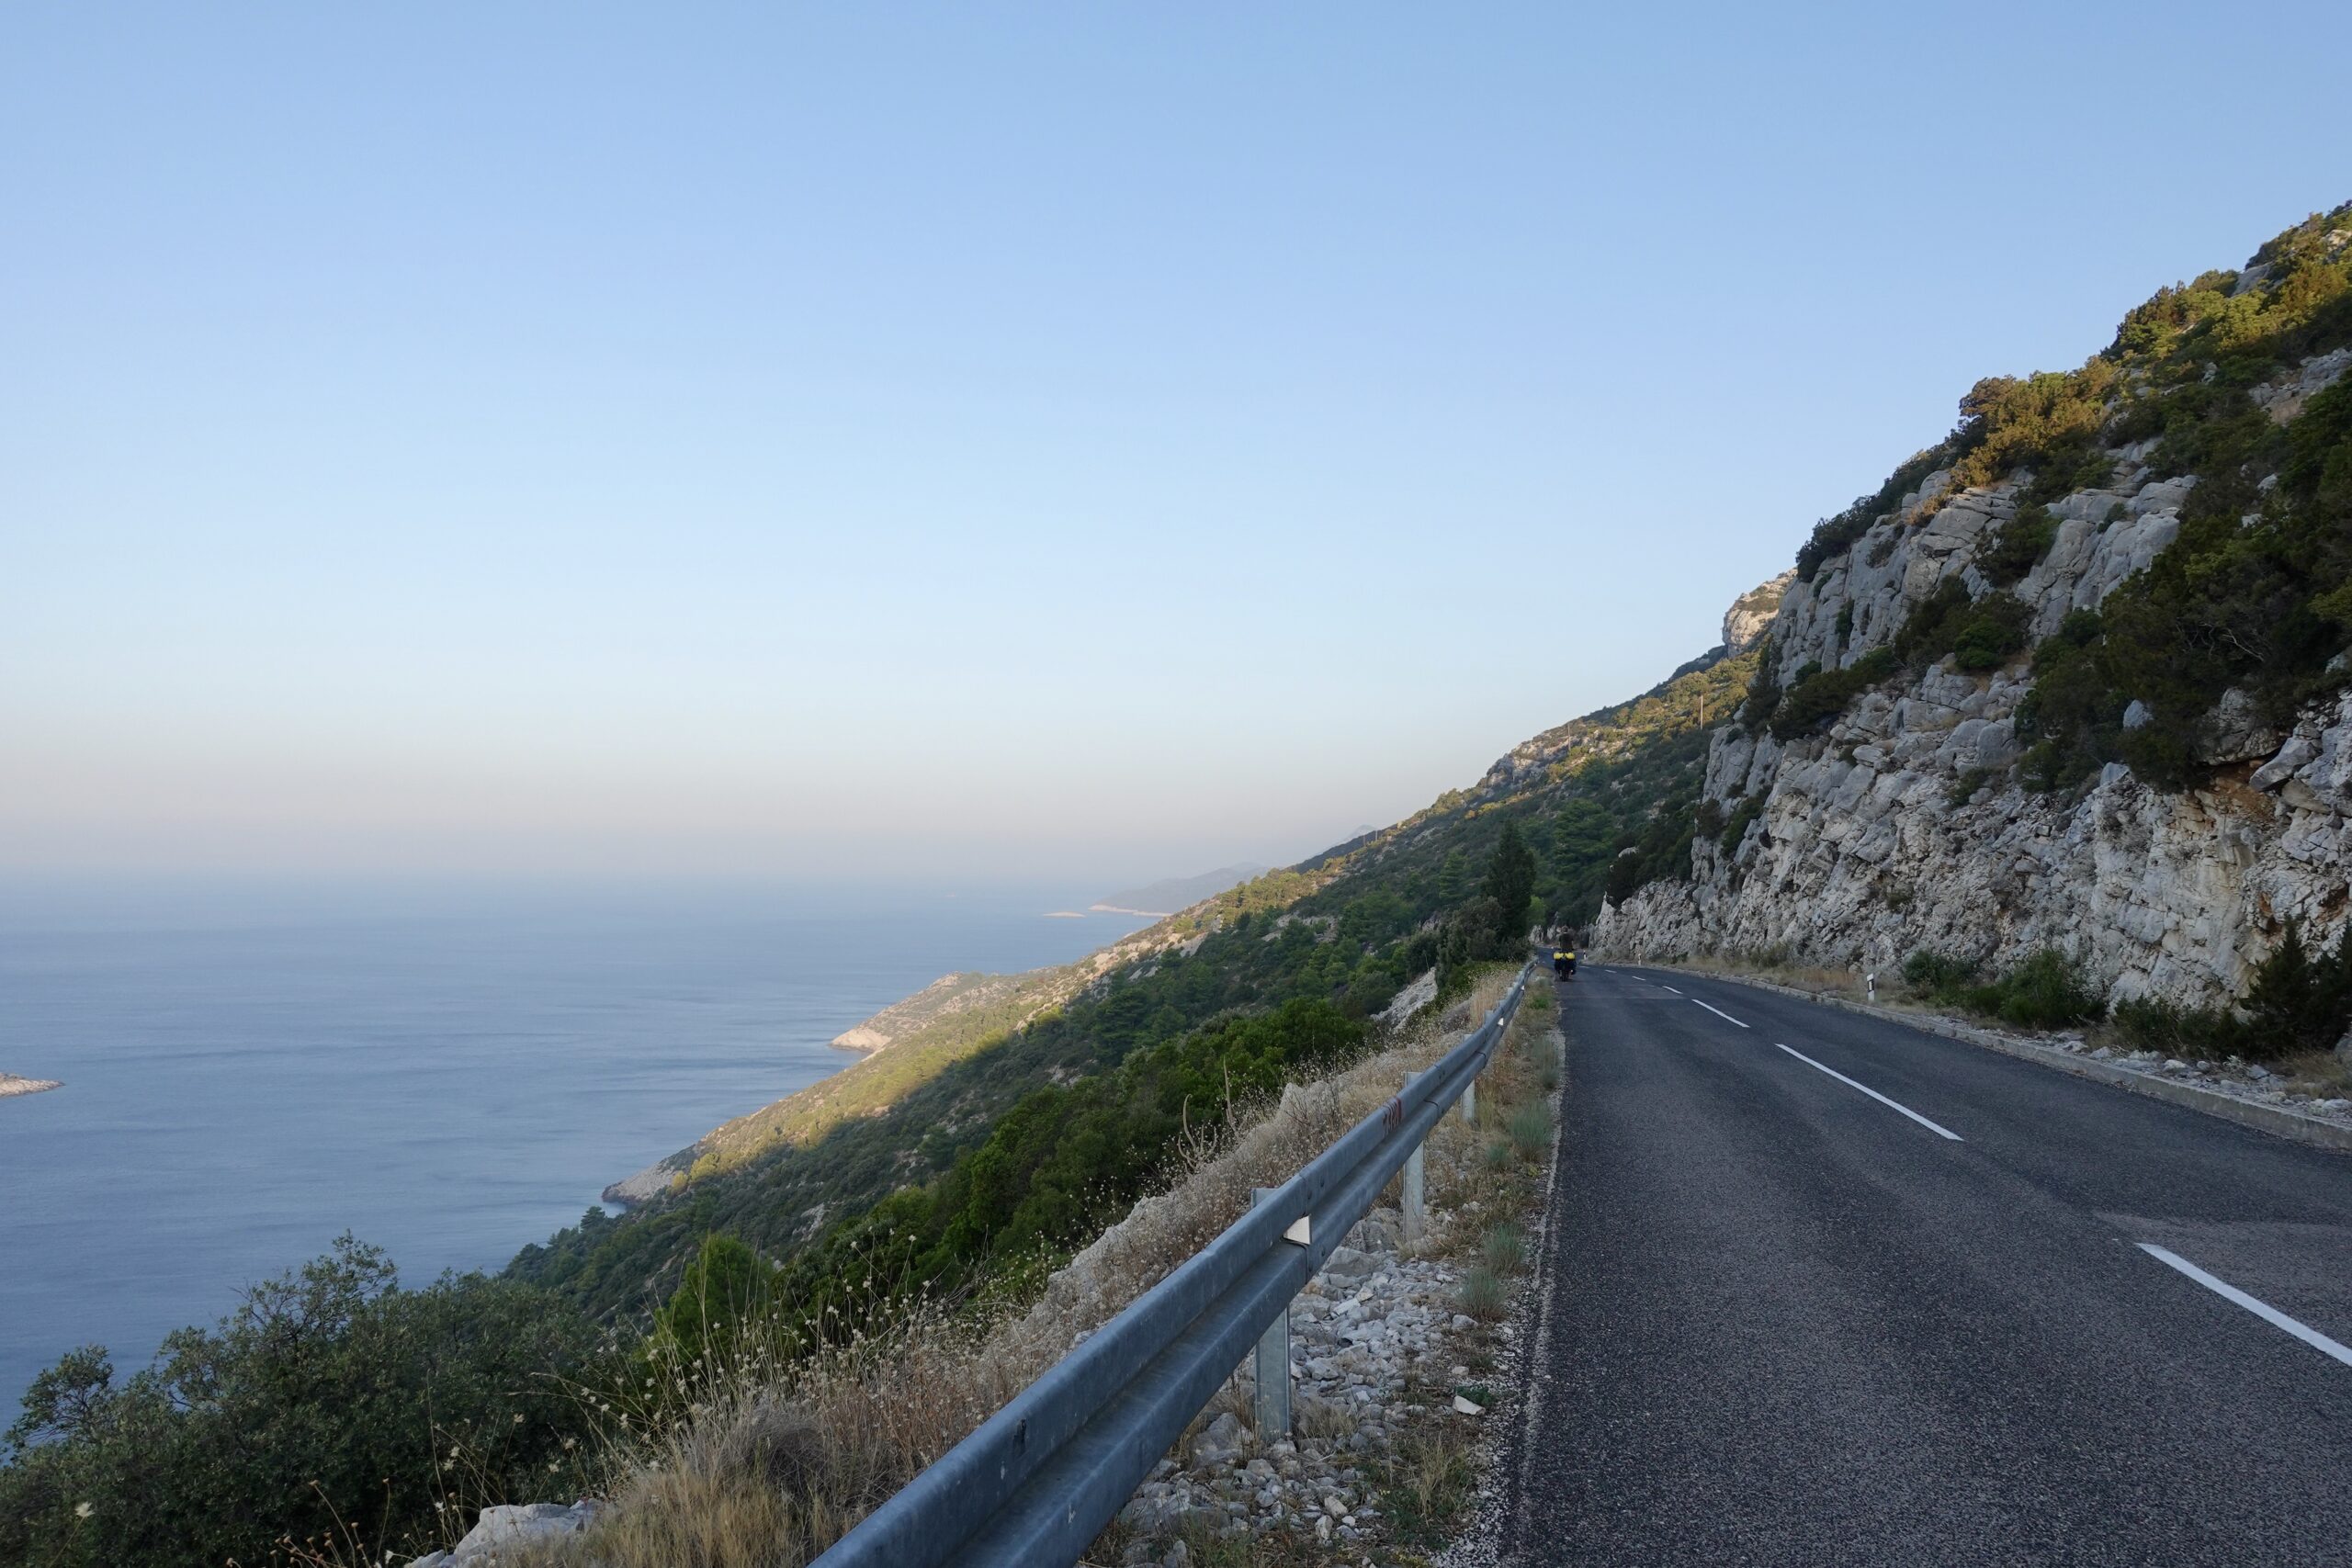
[1973,949,2106,1028]
[1603,787,1701,907]
[2110,996,2241,1056]
[1507,1101,1553,1159]
[1718,795,1767,854]
[1952,596,2031,671]
[0,1240,605,1568]
[1483,1223,1527,1275]
[2239,919,2352,1060]
[1740,640,1781,728]
[1482,1136,1516,1169]
[1903,950,1981,999]
[1893,581,2030,672]
[1769,648,1898,739]
[1457,1268,1510,1322]
[1979,503,2060,585]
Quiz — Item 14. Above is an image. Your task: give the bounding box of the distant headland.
[0,1075,62,1100]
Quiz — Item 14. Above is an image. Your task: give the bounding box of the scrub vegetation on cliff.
[1777,203,2352,791]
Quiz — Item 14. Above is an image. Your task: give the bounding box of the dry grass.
[526,969,1533,1568]
[2277,1048,2352,1097]
[1672,950,1878,998]
[1380,1418,1479,1549]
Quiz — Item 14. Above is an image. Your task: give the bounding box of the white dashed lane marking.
[1774,1043,1964,1141]
[2138,1244,2352,1369]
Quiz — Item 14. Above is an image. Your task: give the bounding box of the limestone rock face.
[1723,570,1797,657]
[406,1501,603,1567]
[1596,348,2352,1008]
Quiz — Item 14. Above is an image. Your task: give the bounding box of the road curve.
[1495,964,2352,1566]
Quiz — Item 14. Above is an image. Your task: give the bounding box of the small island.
[1,1073,62,1099]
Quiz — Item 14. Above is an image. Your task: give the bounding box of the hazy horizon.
[10,4,2349,885]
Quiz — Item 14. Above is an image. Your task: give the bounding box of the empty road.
[1497,964,2352,1566]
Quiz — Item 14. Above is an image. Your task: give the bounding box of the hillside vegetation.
[1778,203,2352,791]
[508,633,1760,1324]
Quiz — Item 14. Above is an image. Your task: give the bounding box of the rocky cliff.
[1599,213,2352,1010]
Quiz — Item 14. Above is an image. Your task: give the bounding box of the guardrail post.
[1249,1188,1292,1438]
[1458,1076,1477,1127]
[1401,1070,1426,1246]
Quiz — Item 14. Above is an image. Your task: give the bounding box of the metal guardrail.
[814,961,1535,1568]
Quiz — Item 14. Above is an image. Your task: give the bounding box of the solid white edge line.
[1773,1042,1963,1141]
[2137,1244,2352,1369]
[1692,998,1747,1028]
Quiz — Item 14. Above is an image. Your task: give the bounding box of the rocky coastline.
[0,1074,62,1099]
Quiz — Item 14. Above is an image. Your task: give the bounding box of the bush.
[1952,598,2031,671]
[0,1240,605,1568]
[1768,649,1897,739]
[1718,795,1766,855]
[1507,1101,1553,1159]
[1903,950,1981,999]
[2107,923,2352,1063]
[1482,1223,1526,1275]
[1975,949,2107,1028]
[1893,581,2030,673]
[2240,919,2352,1060]
[1979,503,2060,586]
[1906,948,2101,1027]
[1457,1268,1510,1322]
[1740,641,1781,728]
[2111,996,2240,1056]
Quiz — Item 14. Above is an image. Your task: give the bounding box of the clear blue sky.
[6,4,2348,887]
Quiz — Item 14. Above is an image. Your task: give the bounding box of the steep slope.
[1600,205,2352,1010]
[510,581,1787,1319]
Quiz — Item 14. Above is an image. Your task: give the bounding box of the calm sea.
[0,879,1154,1412]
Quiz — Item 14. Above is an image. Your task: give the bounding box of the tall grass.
[518,971,1534,1568]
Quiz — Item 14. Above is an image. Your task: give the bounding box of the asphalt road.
[1496,964,2352,1567]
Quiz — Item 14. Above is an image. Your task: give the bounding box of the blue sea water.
[0,879,1154,1413]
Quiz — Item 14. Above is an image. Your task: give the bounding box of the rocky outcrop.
[1598,349,2352,1008]
[0,1074,62,1099]
[408,1500,602,1566]
[1723,569,1796,656]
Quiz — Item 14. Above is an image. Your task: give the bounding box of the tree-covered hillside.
[510,632,1762,1322]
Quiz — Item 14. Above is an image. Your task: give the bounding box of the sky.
[6,4,2350,890]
